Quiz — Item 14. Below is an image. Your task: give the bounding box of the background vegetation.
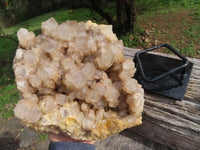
[0,0,199,119]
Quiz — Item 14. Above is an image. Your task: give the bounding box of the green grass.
[135,0,200,14]
[119,26,146,48]
[120,0,200,57]
[38,133,48,142]
[0,37,18,86]
[0,36,18,119]
[181,12,200,57]
[0,83,19,119]
[3,8,103,35]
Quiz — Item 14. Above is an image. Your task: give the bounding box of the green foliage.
[0,30,18,120]
[0,83,19,119]
[119,26,146,48]
[0,0,73,26]
[103,1,116,20]
[38,133,48,141]
[0,1,5,12]
[135,0,200,14]
[182,24,200,57]
[0,35,17,86]
[181,45,195,57]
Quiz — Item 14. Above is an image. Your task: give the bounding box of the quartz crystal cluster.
[13,18,144,140]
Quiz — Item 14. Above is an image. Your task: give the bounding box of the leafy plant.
[38,133,48,141]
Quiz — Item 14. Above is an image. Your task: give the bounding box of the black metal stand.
[133,44,193,100]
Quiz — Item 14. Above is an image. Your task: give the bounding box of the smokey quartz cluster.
[13,18,144,140]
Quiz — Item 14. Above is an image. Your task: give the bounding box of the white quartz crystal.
[13,18,144,141]
[17,28,36,49]
[42,18,58,36]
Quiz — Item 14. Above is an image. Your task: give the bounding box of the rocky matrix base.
[13,18,144,140]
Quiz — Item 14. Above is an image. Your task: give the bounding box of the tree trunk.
[87,0,114,25]
[123,0,135,31]
[116,0,122,25]
[130,0,136,28]
[49,0,59,10]
[85,0,135,33]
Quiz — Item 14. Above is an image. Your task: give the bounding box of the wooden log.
[95,130,172,150]
[123,47,200,150]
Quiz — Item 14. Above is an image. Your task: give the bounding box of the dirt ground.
[137,9,200,58]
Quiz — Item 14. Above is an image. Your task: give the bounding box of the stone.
[17,28,36,50]
[13,17,145,141]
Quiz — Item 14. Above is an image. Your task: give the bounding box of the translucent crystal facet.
[13,18,144,141]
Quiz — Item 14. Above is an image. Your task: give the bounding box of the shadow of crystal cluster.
[13,18,144,140]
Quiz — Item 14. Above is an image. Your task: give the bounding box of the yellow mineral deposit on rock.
[13,17,144,140]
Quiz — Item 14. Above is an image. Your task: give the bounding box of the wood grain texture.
[124,47,200,150]
[95,131,172,150]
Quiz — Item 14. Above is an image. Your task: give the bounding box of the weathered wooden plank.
[123,47,200,150]
[95,130,172,150]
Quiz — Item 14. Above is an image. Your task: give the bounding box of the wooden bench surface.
[125,47,200,150]
[95,47,200,150]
